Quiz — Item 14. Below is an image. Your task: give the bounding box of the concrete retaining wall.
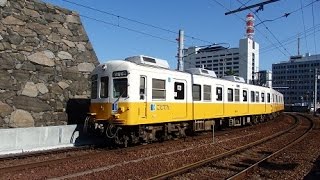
[0,124,86,155]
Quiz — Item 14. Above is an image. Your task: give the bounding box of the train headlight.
[118,107,125,113]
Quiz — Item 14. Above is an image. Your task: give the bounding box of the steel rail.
[227,113,314,180]
[148,114,299,180]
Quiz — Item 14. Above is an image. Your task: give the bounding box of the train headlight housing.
[118,107,125,113]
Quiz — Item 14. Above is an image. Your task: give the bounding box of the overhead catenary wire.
[210,0,288,57]
[260,24,320,54]
[235,0,292,57]
[256,0,320,54]
[62,0,213,45]
[80,14,178,44]
[260,24,320,52]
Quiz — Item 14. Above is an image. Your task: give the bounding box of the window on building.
[100,76,109,98]
[193,84,201,101]
[203,85,211,101]
[216,87,222,101]
[251,91,255,102]
[243,90,248,102]
[152,79,166,100]
[235,89,240,102]
[228,88,233,102]
[252,41,255,49]
[174,82,185,100]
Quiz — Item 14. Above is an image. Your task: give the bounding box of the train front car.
[86,55,179,147]
[86,59,136,146]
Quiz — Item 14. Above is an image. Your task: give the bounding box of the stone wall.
[0,0,99,128]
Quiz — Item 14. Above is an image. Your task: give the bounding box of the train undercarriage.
[84,112,281,147]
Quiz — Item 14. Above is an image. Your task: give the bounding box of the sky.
[43,0,320,71]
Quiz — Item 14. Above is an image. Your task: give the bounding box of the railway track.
[0,114,291,179]
[0,129,248,175]
[149,113,313,180]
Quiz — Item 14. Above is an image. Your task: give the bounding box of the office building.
[183,38,259,83]
[272,53,320,106]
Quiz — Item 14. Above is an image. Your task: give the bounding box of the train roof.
[125,55,170,69]
[93,55,281,92]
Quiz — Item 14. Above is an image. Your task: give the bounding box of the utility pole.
[177,30,184,71]
[314,68,318,116]
[298,37,300,55]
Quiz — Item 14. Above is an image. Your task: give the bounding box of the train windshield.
[113,78,128,98]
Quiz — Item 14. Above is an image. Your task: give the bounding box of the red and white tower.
[246,13,255,39]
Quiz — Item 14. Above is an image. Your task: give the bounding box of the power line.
[260,24,320,54]
[254,0,320,28]
[225,0,280,15]
[62,0,213,44]
[235,0,292,57]
[260,24,320,51]
[80,15,177,44]
[210,0,287,57]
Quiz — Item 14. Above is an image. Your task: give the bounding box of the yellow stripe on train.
[90,102,284,125]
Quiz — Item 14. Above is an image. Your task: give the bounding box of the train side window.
[192,84,201,101]
[91,74,98,99]
[203,85,211,101]
[228,88,233,102]
[174,82,185,100]
[261,93,265,102]
[152,79,166,100]
[251,91,255,102]
[216,87,222,101]
[235,89,240,102]
[267,93,271,103]
[243,90,248,102]
[100,76,109,98]
[140,76,146,100]
[273,94,275,103]
[256,91,259,102]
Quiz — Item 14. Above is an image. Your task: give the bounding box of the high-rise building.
[272,53,320,106]
[183,38,259,83]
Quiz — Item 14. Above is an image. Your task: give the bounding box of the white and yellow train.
[87,55,284,146]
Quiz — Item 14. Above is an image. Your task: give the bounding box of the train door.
[262,91,266,112]
[173,79,187,119]
[216,85,224,116]
[243,88,249,114]
[139,76,147,119]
